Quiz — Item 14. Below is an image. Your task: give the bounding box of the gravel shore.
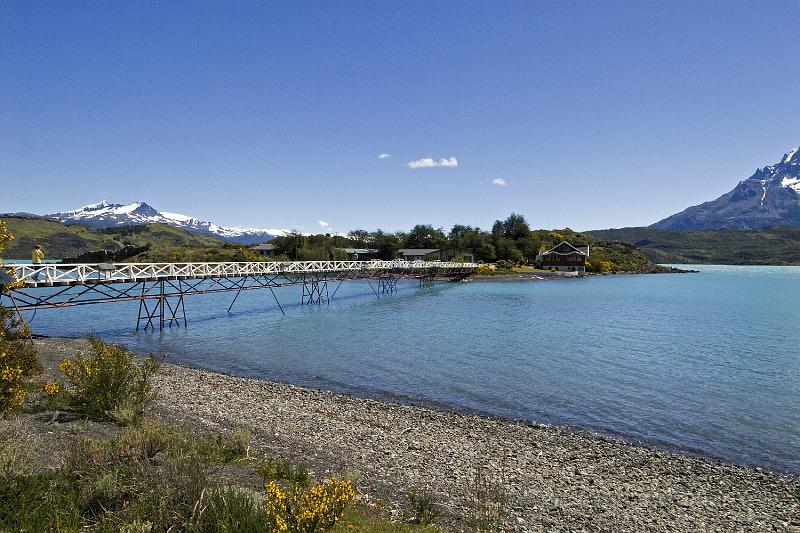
[35,338,799,531]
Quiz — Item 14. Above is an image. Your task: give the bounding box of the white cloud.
[318,220,329,228]
[407,156,459,169]
[492,178,508,186]
[377,153,391,159]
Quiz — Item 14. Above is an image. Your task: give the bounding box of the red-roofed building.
[537,241,590,273]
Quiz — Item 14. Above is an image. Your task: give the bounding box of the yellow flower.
[43,382,61,395]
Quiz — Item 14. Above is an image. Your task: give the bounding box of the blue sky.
[1,1,798,233]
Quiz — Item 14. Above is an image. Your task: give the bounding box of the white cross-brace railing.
[4,260,477,287]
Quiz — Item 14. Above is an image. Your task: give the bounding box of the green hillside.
[1,217,255,263]
[587,226,800,265]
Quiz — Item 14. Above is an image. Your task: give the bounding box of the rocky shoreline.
[471,266,695,282]
[32,338,800,531]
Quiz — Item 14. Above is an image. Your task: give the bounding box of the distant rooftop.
[338,248,378,254]
[250,244,276,251]
[398,248,440,255]
[540,241,589,256]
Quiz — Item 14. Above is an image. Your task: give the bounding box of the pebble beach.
[34,338,800,531]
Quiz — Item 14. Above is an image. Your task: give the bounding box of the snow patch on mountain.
[781,176,800,192]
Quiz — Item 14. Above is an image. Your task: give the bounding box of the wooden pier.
[1,260,477,331]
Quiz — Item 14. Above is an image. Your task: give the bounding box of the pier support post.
[377,274,398,294]
[136,280,187,331]
[301,274,329,305]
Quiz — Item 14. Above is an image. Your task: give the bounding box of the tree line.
[267,213,592,263]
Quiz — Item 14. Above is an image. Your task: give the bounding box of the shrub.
[494,259,515,271]
[587,257,614,273]
[264,477,355,532]
[405,491,439,525]
[0,307,38,375]
[230,426,251,459]
[0,352,26,417]
[126,456,209,530]
[0,306,39,417]
[258,457,311,486]
[474,264,494,275]
[58,338,159,424]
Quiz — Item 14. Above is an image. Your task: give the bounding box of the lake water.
[17,265,800,474]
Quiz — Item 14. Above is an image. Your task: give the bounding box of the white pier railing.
[4,260,478,287]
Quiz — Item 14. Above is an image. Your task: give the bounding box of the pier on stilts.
[0,260,476,331]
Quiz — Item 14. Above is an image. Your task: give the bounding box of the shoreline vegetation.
[4,337,797,532]
[4,215,800,267]
[3,213,671,274]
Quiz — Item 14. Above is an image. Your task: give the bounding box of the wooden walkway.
[7,260,476,287]
[1,260,477,331]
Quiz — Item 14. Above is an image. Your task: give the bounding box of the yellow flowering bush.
[265,477,355,532]
[0,351,26,416]
[475,264,494,275]
[59,338,159,424]
[0,304,40,417]
[42,382,61,396]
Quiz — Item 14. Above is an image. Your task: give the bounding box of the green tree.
[271,231,306,260]
[490,214,535,263]
[371,230,402,260]
[448,225,496,262]
[404,225,447,249]
[347,229,371,246]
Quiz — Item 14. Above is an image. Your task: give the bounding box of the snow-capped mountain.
[651,146,800,231]
[46,201,286,244]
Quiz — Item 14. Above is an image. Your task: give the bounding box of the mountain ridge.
[651,146,800,231]
[44,201,286,244]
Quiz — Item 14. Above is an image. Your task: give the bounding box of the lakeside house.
[250,244,277,258]
[537,241,589,273]
[397,248,475,262]
[337,247,379,260]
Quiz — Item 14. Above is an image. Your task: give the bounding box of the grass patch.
[110,419,252,464]
[405,491,440,525]
[0,419,37,481]
[333,503,441,532]
[0,472,81,531]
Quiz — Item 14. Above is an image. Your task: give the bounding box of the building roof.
[540,241,590,256]
[250,244,276,251]
[397,248,441,255]
[338,248,378,254]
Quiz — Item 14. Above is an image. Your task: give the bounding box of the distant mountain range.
[652,146,800,230]
[41,201,285,244]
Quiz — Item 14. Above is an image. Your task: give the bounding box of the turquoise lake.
[18,265,800,474]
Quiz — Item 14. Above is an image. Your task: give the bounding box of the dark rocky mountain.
[45,201,285,244]
[651,147,800,231]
